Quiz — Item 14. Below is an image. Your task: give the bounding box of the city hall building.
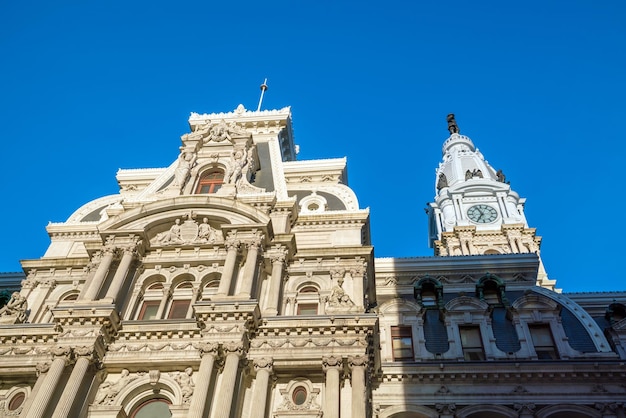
[0,104,624,418]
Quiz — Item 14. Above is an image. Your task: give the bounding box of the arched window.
[136,282,165,320]
[201,280,220,300]
[130,399,172,418]
[414,277,443,309]
[195,170,224,194]
[476,274,509,306]
[166,281,194,319]
[296,285,320,315]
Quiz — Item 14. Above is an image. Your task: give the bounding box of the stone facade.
[0,106,624,418]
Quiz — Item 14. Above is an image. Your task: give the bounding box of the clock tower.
[427,114,553,287]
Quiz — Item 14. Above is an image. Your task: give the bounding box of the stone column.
[156,284,172,319]
[216,237,240,297]
[104,239,140,302]
[265,249,286,315]
[52,347,94,418]
[187,343,219,418]
[322,356,342,418]
[25,347,72,418]
[186,284,201,318]
[350,267,365,309]
[237,236,263,298]
[348,356,367,417]
[213,342,243,418]
[81,240,117,301]
[249,358,273,418]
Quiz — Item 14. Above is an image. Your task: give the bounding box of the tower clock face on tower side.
[467,204,498,223]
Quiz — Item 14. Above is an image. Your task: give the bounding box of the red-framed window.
[138,301,160,320]
[195,170,224,194]
[167,300,191,319]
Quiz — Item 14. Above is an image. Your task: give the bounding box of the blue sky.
[1,1,624,292]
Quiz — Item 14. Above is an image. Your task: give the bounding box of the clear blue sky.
[1,1,624,292]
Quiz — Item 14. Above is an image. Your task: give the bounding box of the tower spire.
[256,78,268,111]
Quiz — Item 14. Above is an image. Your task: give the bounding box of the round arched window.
[292,386,307,406]
[8,392,25,411]
[130,399,172,418]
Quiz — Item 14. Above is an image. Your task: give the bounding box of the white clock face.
[467,204,498,223]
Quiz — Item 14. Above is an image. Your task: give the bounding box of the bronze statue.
[447,114,460,134]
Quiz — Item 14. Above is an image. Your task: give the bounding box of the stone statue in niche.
[0,292,27,324]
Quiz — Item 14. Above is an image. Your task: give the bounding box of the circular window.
[8,392,26,411]
[292,386,307,405]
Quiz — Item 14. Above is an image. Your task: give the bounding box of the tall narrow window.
[391,326,414,361]
[196,170,224,194]
[459,326,485,360]
[529,325,559,359]
[138,301,160,320]
[167,300,191,319]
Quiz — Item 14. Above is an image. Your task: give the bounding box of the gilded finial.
[447,113,460,134]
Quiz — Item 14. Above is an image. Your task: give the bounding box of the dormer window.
[196,170,224,194]
[476,274,508,307]
[414,277,443,309]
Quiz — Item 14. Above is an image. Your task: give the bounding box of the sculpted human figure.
[329,279,354,307]
[95,369,137,405]
[198,218,216,243]
[173,149,197,191]
[224,148,248,185]
[156,219,183,244]
[0,292,27,323]
[173,367,194,404]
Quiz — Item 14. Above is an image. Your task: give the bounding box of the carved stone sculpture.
[95,369,138,405]
[172,367,194,404]
[437,173,448,190]
[224,147,248,185]
[172,149,197,191]
[0,292,27,324]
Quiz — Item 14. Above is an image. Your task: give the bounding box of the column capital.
[322,356,343,371]
[50,345,73,366]
[225,233,241,250]
[222,341,245,356]
[195,342,219,357]
[36,361,51,376]
[253,357,273,373]
[330,268,346,281]
[347,355,368,369]
[247,234,265,250]
[269,247,287,264]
